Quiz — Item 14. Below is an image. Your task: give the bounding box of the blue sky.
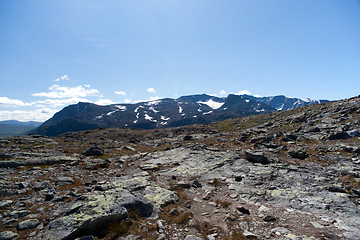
[0,0,359,121]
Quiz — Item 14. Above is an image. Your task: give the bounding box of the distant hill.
[32,94,328,136]
[0,121,42,138]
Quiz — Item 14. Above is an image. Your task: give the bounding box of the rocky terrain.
[1,96,359,240]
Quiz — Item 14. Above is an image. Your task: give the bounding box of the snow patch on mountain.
[107,110,117,116]
[203,111,213,115]
[161,116,170,121]
[149,107,159,113]
[145,114,157,122]
[146,100,161,106]
[197,99,224,109]
[134,106,144,112]
[116,105,127,111]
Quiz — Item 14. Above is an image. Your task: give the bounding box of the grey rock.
[288,149,308,160]
[173,181,191,189]
[236,206,250,215]
[78,236,95,240]
[348,129,360,137]
[18,219,40,230]
[192,179,202,188]
[243,230,258,239]
[55,177,75,186]
[328,131,350,140]
[328,186,347,193]
[0,200,12,209]
[38,189,152,240]
[10,210,31,219]
[33,181,51,190]
[45,193,55,201]
[0,231,18,240]
[82,146,104,156]
[184,235,204,240]
[263,215,276,222]
[270,227,290,235]
[156,233,167,240]
[245,150,269,164]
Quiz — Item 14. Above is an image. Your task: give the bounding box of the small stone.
[230,193,238,199]
[227,214,237,221]
[10,210,31,219]
[327,186,346,193]
[270,227,290,236]
[174,181,191,189]
[45,193,55,201]
[264,215,276,222]
[310,221,324,229]
[239,221,249,231]
[156,233,166,240]
[18,219,40,230]
[234,176,243,182]
[184,235,204,240]
[288,148,308,160]
[202,191,211,200]
[0,231,19,240]
[243,230,258,239]
[55,177,75,186]
[237,206,250,215]
[79,236,95,240]
[192,179,202,188]
[0,200,12,209]
[183,135,193,141]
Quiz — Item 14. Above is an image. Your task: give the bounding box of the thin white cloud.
[219,90,227,96]
[124,96,162,104]
[236,90,252,95]
[53,75,70,82]
[0,97,32,107]
[234,90,262,98]
[95,98,115,105]
[147,87,156,93]
[32,84,100,99]
[0,108,58,122]
[36,97,91,107]
[115,91,127,96]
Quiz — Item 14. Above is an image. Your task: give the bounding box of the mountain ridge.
[32,94,328,136]
[0,120,42,138]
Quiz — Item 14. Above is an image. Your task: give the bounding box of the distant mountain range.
[31,94,328,137]
[0,120,42,138]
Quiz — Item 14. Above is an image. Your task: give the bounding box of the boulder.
[18,219,40,230]
[328,131,350,140]
[0,231,18,240]
[348,129,360,137]
[288,149,308,160]
[0,200,12,209]
[38,189,152,240]
[245,150,269,164]
[82,146,104,156]
[56,177,75,186]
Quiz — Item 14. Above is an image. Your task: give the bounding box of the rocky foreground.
[0,96,360,240]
